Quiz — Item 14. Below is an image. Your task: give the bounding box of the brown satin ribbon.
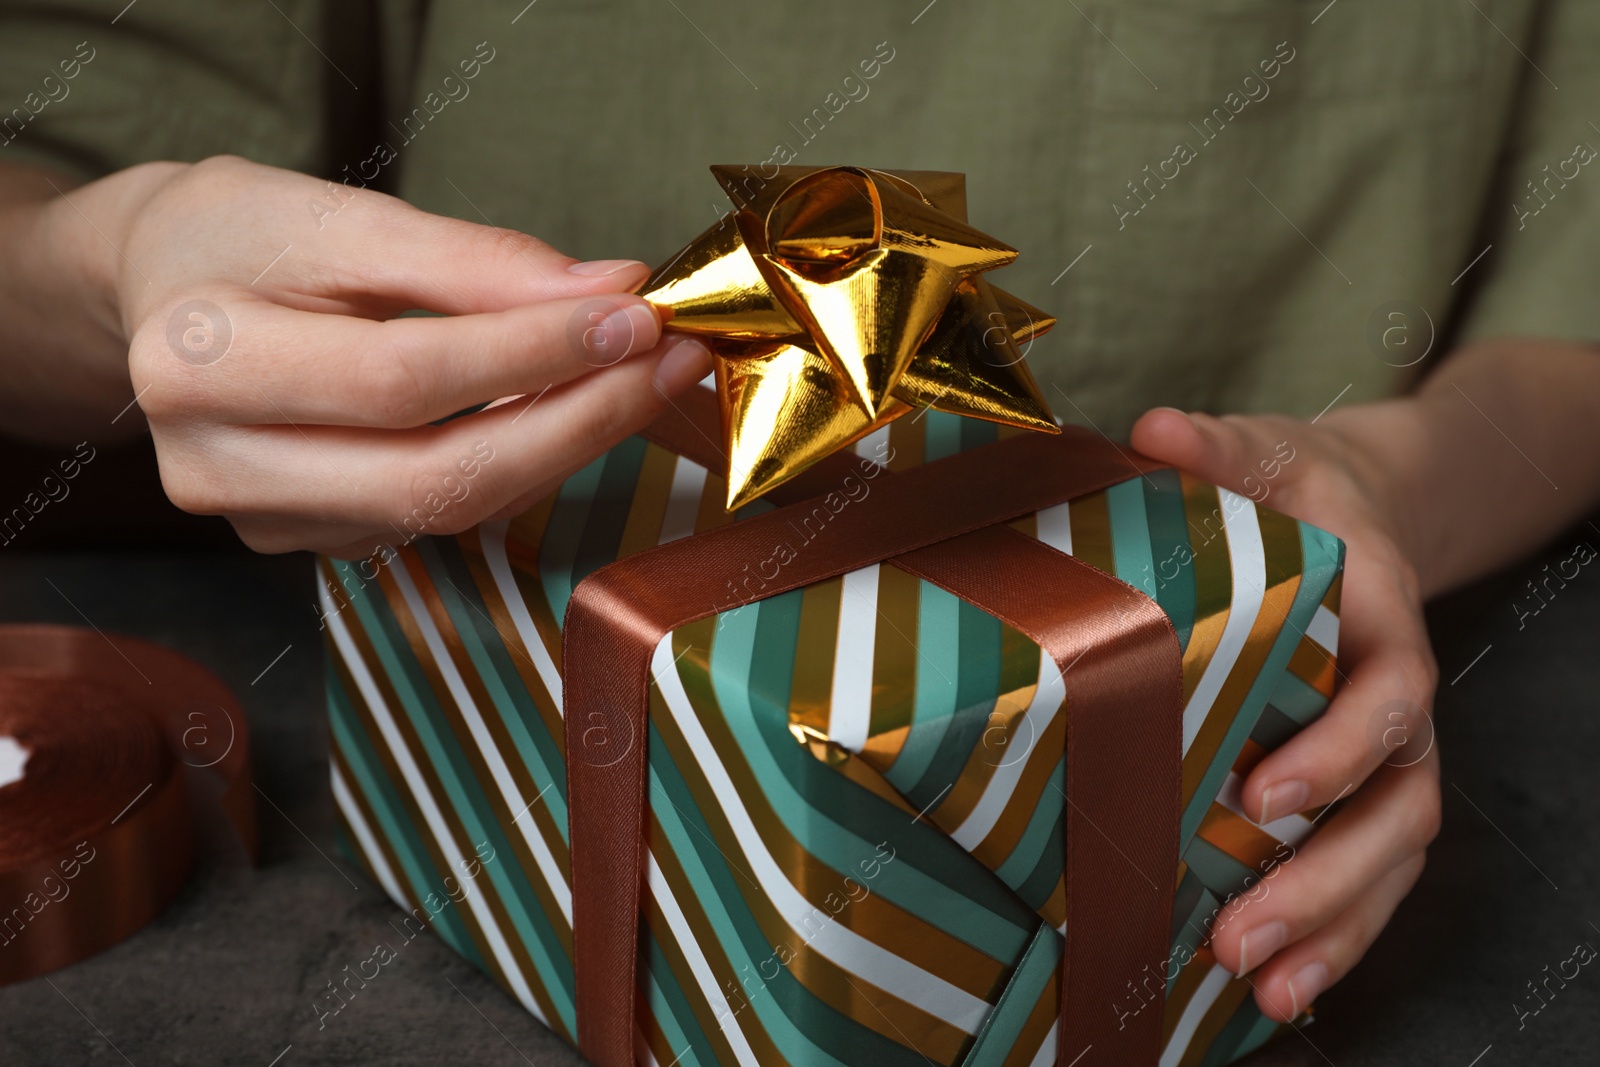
[566,389,1182,1067]
[0,624,255,985]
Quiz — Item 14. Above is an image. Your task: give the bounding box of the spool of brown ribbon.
[0,624,255,985]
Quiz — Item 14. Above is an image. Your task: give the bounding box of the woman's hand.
[0,155,710,555]
[1131,403,1442,1022]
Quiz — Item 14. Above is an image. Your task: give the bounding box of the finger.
[157,336,713,533]
[1242,557,1437,823]
[1247,852,1426,1023]
[226,515,384,556]
[1130,408,1303,498]
[1208,755,1440,978]
[185,157,650,315]
[135,289,665,429]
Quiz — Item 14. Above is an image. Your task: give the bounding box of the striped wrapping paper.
[318,406,1343,1067]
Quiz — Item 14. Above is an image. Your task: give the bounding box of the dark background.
[0,440,1595,1066]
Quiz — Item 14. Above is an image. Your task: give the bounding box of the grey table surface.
[0,538,1596,1067]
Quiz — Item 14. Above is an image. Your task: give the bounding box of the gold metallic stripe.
[368,557,571,1008]
[1160,944,1219,1048]
[970,707,1066,873]
[789,577,843,741]
[329,720,408,906]
[641,855,772,1067]
[651,666,979,1063]
[1066,489,1115,577]
[863,561,923,769]
[401,557,574,946]
[696,467,738,534]
[664,621,1012,1000]
[1183,509,1303,808]
[1286,635,1338,699]
[455,531,568,775]
[1176,975,1252,1067]
[618,444,683,560]
[327,607,537,1014]
[1177,476,1232,706]
[999,962,1060,1067]
[887,412,925,472]
[503,495,568,680]
[1195,804,1283,872]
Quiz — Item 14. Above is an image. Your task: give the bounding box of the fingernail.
[578,301,660,367]
[1236,920,1287,975]
[1258,780,1309,824]
[1149,406,1192,422]
[653,337,713,396]
[1285,961,1328,1018]
[567,258,646,277]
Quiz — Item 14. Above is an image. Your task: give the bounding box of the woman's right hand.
[1,154,710,556]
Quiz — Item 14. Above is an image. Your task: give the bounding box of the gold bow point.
[641,165,1060,510]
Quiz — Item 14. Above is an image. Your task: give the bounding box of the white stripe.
[320,582,547,1022]
[652,637,992,1032]
[1028,1012,1059,1067]
[854,425,892,466]
[330,759,407,905]
[1182,493,1266,754]
[829,564,880,753]
[1159,963,1232,1067]
[1306,604,1339,656]
[390,559,572,924]
[480,520,564,706]
[659,454,709,545]
[950,655,1066,850]
[648,852,762,1067]
[1035,500,1073,555]
[1215,772,1314,847]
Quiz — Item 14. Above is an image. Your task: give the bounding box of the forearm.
[1331,338,1600,599]
[0,161,158,444]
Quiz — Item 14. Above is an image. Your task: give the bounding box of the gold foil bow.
[640,165,1060,510]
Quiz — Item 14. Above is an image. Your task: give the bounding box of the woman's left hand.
[1130,404,1442,1022]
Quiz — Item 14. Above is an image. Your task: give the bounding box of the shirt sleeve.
[0,0,345,182]
[1460,0,1600,344]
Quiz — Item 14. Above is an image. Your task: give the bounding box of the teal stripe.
[1107,477,1157,599]
[923,410,966,461]
[962,923,1061,1067]
[1263,671,1331,727]
[651,723,932,1067]
[1199,999,1281,1067]
[1012,805,1065,912]
[906,599,1001,808]
[344,572,577,1032]
[994,757,1064,890]
[1167,875,1221,994]
[1141,469,1197,651]
[711,593,1037,960]
[1180,836,1257,901]
[420,538,571,827]
[885,581,963,793]
[538,454,607,623]
[571,434,648,588]
[958,416,999,452]
[326,667,485,967]
[644,940,716,1067]
[1181,518,1335,848]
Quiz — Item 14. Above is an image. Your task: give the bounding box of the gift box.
[316,387,1343,1067]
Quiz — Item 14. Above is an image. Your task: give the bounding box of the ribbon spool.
[0,624,255,985]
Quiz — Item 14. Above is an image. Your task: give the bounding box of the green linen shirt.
[2,0,1595,436]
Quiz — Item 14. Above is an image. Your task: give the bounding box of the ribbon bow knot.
[642,165,1059,509]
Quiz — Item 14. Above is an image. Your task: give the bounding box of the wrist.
[1318,398,1441,595]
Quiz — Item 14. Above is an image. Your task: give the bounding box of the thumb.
[1130,407,1295,497]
